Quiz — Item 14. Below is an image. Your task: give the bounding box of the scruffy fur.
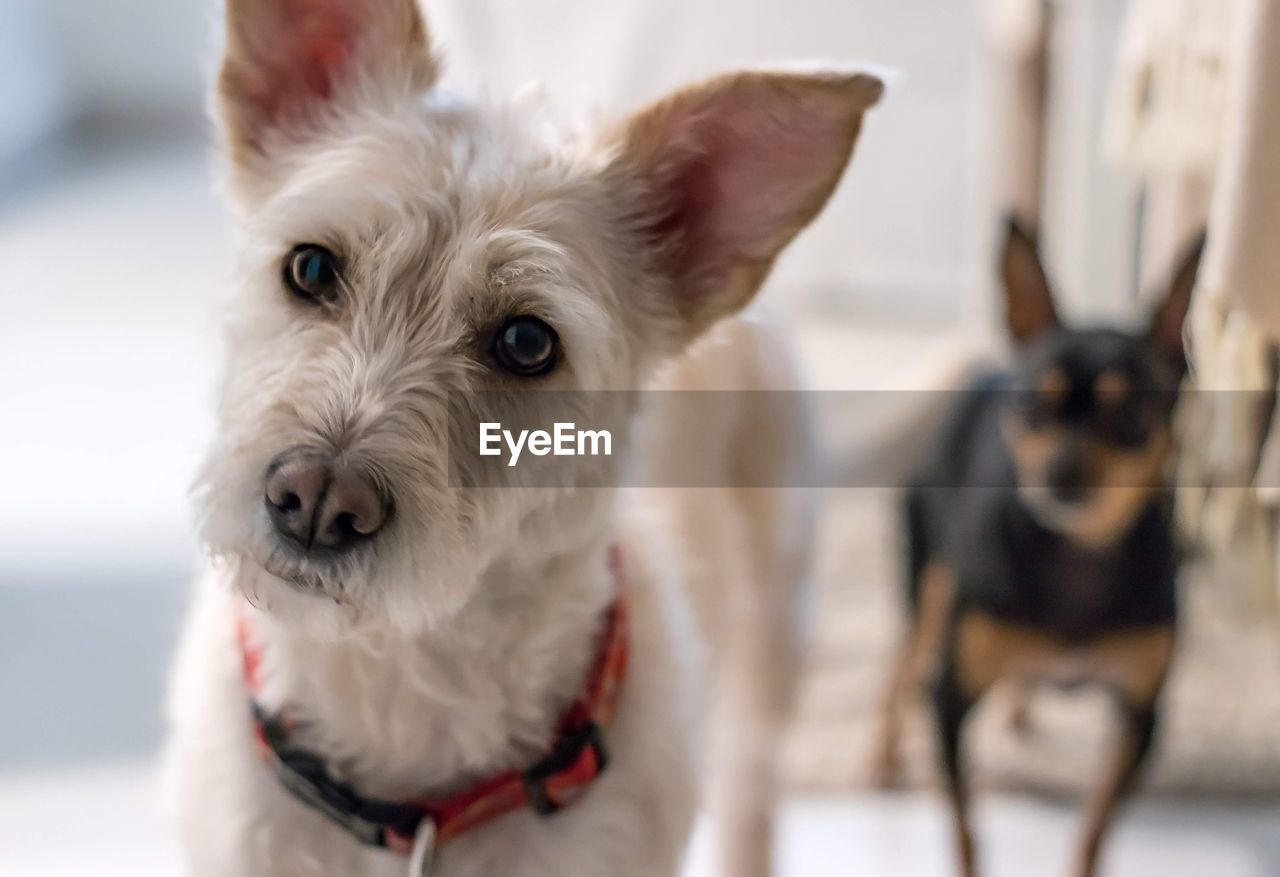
[166,1,882,875]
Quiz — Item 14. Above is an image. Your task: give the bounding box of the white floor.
[3,762,1278,877]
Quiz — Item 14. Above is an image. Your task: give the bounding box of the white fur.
[167,4,878,874]
[171,95,697,877]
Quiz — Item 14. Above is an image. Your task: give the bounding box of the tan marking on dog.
[1004,415,1057,468]
[1074,715,1155,877]
[1094,369,1130,406]
[1067,624,1175,877]
[1067,429,1172,549]
[955,612,1174,703]
[870,562,956,786]
[1004,415,1173,550]
[1038,367,1070,404]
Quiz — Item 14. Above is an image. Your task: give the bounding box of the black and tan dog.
[872,217,1205,877]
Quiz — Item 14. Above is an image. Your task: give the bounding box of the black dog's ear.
[999,214,1059,343]
[1147,229,1207,372]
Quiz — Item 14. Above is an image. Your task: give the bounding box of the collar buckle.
[521,719,609,816]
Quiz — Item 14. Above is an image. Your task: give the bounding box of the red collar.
[236,545,629,867]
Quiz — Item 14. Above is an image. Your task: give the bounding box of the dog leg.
[871,562,955,787]
[708,612,790,877]
[933,658,983,877]
[642,317,817,877]
[707,486,810,877]
[1071,699,1159,877]
[870,634,918,788]
[1070,625,1174,877]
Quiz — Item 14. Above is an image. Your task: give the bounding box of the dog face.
[195,0,881,633]
[997,218,1204,547]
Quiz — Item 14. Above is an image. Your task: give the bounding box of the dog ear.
[1147,229,1206,371]
[1000,214,1059,343]
[217,0,438,183]
[608,70,883,341]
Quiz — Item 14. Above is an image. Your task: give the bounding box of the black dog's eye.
[493,316,560,376]
[284,245,341,303]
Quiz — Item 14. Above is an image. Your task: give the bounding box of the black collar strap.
[235,547,630,861]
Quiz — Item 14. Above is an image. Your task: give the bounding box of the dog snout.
[264,449,390,553]
[1044,447,1090,503]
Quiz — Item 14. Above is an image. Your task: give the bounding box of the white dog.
[166,1,882,875]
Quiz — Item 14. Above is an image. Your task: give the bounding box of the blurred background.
[2,1,1279,875]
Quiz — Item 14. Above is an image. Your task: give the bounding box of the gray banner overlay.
[444,390,1267,488]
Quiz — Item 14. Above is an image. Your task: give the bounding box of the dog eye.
[284,245,341,303]
[492,316,560,376]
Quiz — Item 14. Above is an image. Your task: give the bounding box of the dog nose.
[264,450,389,552]
[1045,450,1089,503]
